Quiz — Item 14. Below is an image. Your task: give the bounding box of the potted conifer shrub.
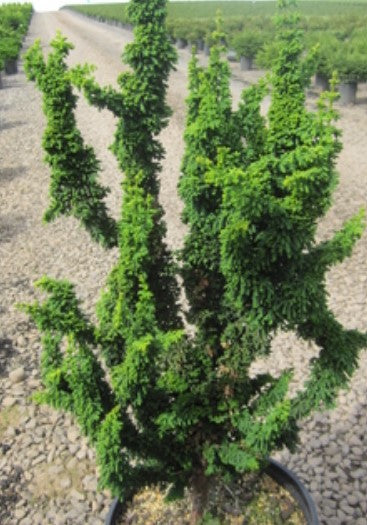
[186,21,206,52]
[306,31,336,91]
[230,29,264,70]
[22,0,366,523]
[333,34,367,105]
[0,34,21,74]
[174,19,189,49]
[311,30,367,104]
[0,3,32,75]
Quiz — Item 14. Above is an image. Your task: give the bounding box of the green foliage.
[67,1,367,22]
[18,278,113,439]
[333,34,367,82]
[230,30,267,60]
[72,0,183,366]
[178,16,268,351]
[23,0,366,522]
[23,34,118,248]
[178,27,242,343]
[308,29,367,83]
[0,3,32,66]
[178,0,366,497]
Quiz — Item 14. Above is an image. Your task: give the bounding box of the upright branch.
[23,0,186,507]
[72,0,183,363]
[175,1,366,517]
[203,0,367,434]
[179,15,252,352]
[24,33,118,248]
[18,277,114,442]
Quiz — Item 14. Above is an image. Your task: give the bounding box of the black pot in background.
[338,81,357,105]
[105,458,319,525]
[314,72,330,91]
[5,59,17,75]
[176,38,187,49]
[240,55,253,71]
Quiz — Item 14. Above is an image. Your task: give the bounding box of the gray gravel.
[0,10,366,525]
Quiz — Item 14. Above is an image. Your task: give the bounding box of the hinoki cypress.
[21,1,366,523]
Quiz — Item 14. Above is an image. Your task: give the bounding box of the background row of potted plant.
[0,2,33,85]
[68,1,367,103]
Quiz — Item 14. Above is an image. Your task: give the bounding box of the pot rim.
[265,458,319,525]
[105,458,319,525]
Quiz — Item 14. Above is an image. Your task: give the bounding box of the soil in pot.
[114,472,307,524]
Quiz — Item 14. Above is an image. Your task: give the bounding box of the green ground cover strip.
[67,1,367,21]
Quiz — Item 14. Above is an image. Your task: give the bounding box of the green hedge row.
[0,3,33,70]
[66,4,131,27]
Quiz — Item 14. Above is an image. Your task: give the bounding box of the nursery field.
[0,7,366,525]
[68,1,367,19]
[68,0,367,80]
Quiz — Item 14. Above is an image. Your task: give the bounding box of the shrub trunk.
[189,470,210,525]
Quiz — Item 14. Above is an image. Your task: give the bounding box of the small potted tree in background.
[222,16,244,62]
[174,18,190,49]
[306,31,336,91]
[186,20,207,52]
[0,3,33,75]
[333,31,367,104]
[230,29,265,70]
[0,35,21,74]
[22,0,366,523]
[309,29,367,104]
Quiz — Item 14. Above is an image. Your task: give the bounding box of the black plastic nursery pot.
[196,39,205,52]
[240,55,253,71]
[4,59,17,75]
[227,49,238,63]
[338,81,357,105]
[176,38,188,49]
[265,459,319,525]
[314,72,330,92]
[104,458,319,525]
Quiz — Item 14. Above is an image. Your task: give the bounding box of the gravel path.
[0,10,366,525]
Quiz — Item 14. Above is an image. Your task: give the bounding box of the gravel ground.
[0,10,366,525]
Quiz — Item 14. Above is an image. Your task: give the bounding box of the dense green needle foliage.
[24,34,118,248]
[22,0,366,522]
